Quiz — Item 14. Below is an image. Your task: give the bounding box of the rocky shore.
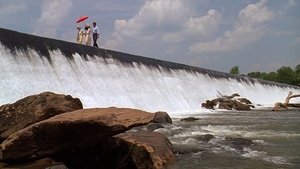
[0,92,174,169]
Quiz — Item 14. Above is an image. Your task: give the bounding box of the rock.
[0,107,155,162]
[0,92,83,141]
[180,117,199,122]
[218,100,251,111]
[201,100,216,109]
[237,98,252,105]
[153,111,172,124]
[194,134,215,143]
[225,137,254,150]
[115,131,174,169]
[53,131,174,169]
[0,158,67,169]
[145,123,164,132]
[201,94,253,111]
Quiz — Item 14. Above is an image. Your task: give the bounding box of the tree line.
[229,65,300,86]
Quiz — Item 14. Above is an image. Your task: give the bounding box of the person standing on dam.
[84,24,92,46]
[92,22,100,47]
[76,25,84,44]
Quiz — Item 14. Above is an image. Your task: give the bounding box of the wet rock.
[237,98,252,105]
[115,131,174,169]
[201,94,254,111]
[225,137,254,150]
[219,100,252,111]
[0,158,67,169]
[194,134,215,143]
[54,131,174,169]
[180,117,199,122]
[153,111,172,124]
[0,92,83,141]
[201,100,216,109]
[0,107,155,162]
[145,123,164,132]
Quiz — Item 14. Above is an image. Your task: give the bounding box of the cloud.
[105,0,221,56]
[33,0,72,38]
[190,0,274,53]
[0,2,27,24]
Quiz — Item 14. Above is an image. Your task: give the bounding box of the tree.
[295,64,300,74]
[247,71,261,78]
[230,66,240,75]
[276,66,296,85]
[295,64,300,85]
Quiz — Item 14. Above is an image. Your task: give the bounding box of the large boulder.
[52,131,174,169]
[0,107,155,162]
[153,111,172,124]
[0,158,67,169]
[115,131,174,169]
[0,92,83,141]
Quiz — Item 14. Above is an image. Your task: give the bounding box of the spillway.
[1,28,299,114]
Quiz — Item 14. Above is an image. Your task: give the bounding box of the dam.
[0,28,299,115]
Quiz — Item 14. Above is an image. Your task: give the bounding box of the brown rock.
[115,131,174,169]
[0,158,67,169]
[218,100,251,111]
[0,107,155,162]
[237,98,252,105]
[0,92,83,141]
[201,100,216,109]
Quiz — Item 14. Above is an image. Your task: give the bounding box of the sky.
[0,0,299,73]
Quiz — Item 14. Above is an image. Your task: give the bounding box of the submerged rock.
[225,137,254,150]
[180,117,199,122]
[194,134,215,143]
[0,92,83,141]
[145,123,165,132]
[0,107,155,162]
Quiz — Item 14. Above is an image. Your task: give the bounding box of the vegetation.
[229,64,300,86]
[230,66,240,75]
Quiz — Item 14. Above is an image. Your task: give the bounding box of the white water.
[1,44,300,114]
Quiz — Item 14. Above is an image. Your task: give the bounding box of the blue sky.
[0,0,299,73]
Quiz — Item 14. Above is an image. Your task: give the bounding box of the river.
[157,109,300,169]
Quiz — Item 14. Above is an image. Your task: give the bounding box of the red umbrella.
[76,16,89,23]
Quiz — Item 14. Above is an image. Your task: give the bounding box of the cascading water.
[1,28,300,115]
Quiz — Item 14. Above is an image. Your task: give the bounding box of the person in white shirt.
[92,22,100,47]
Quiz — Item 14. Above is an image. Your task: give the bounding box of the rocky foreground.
[0,92,174,169]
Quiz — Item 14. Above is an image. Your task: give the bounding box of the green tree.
[245,65,300,86]
[276,66,296,85]
[247,71,262,78]
[230,66,240,75]
[295,64,300,85]
[295,64,300,73]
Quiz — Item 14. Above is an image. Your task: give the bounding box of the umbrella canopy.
[76,16,89,23]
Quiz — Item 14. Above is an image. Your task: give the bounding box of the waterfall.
[1,28,299,114]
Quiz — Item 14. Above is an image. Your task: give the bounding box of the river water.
[156,109,300,169]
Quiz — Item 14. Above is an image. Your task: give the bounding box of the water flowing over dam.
[0,28,300,114]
